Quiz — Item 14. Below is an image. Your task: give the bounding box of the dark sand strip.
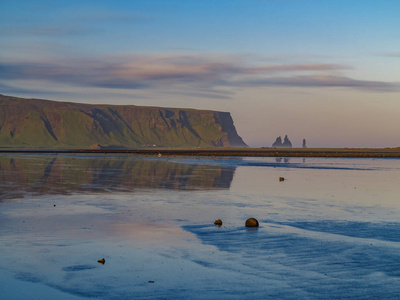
[1,148,400,158]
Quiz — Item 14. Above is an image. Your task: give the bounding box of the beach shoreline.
[1,148,400,158]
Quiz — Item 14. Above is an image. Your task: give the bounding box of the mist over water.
[0,154,399,299]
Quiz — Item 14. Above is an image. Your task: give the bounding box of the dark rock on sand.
[245,218,259,227]
[214,219,223,226]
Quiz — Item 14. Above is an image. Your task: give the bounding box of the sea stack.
[272,135,292,148]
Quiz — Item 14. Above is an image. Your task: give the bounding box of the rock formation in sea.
[272,135,292,148]
[282,135,292,148]
[272,136,283,148]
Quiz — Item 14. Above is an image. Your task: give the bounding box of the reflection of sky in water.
[0,154,400,298]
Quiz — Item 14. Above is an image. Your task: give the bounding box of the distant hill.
[0,94,247,149]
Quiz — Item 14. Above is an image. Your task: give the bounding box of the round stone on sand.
[245,218,259,227]
[214,219,222,226]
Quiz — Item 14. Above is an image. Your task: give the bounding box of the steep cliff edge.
[0,94,247,148]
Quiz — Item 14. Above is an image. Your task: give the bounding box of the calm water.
[0,154,400,299]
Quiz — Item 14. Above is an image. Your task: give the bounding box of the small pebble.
[214,219,222,226]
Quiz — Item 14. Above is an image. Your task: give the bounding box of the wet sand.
[1,154,400,298]
[1,147,400,157]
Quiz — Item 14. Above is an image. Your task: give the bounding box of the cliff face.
[0,94,247,149]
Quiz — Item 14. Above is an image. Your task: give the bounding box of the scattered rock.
[279,177,285,181]
[97,258,105,265]
[214,219,222,226]
[245,218,259,227]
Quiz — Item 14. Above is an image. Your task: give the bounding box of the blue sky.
[1,0,399,147]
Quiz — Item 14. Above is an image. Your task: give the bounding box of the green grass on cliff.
[0,94,247,149]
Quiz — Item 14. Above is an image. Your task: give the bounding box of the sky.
[1,0,399,148]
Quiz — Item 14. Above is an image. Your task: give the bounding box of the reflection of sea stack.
[272,135,292,148]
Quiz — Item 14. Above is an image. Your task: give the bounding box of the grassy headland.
[0,94,247,149]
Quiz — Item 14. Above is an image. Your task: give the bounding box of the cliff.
[0,94,247,149]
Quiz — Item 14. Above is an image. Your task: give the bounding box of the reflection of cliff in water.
[0,155,236,200]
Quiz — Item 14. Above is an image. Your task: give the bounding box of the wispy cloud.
[0,54,398,97]
[247,64,350,74]
[238,75,398,92]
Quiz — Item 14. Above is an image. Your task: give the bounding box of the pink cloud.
[0,54,398,95]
